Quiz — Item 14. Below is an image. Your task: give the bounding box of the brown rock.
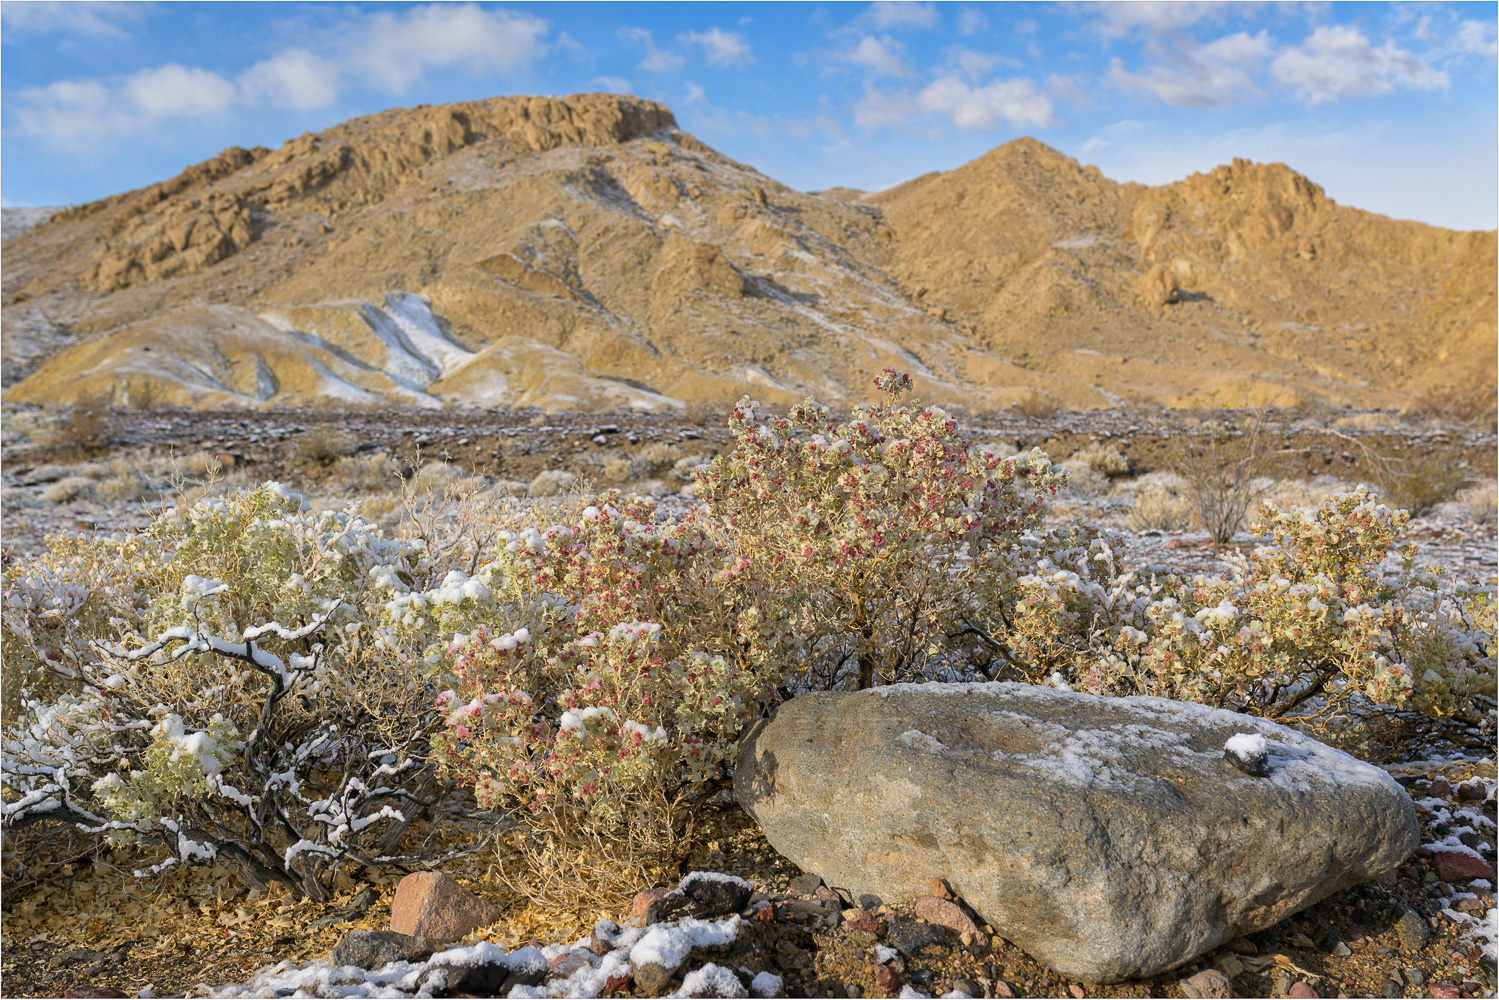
[1180,968,1234,998]
[1456,780,1486,801]
[1288,982,1319,998]
[549,950,593,980]
[1430,777,1453,798]
[993,982,1015,998]
[930,877,956,900]
[61,990,129,999]
[1141,263,1181,307]
[874,967,900,993]
[913,896,989,948]
[1226,937,1258,955]
[1431,848,1496,883]
[1069,984,1086,998]
[388,870,499,943]
[1428,984,1461,999]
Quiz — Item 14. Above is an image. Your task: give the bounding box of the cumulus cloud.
[945,46,1020,81]
[590,75,633,94]
[957,7,990,37]
[347,4,548,92]
[0,1,141,40]
[620,26,685,72]
[680,27,755,67]
[917,75,1056,130]
[863,1,941,31]
[835,35,915,78]
[1111,31,1274,108]
[1272,25,1448,103]
[1459,20,1498,58]
[13,64,238,141]
[1087,2,1224,40]
[239,50,340,111]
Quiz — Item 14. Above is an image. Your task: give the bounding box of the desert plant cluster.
[2,371,1495,914]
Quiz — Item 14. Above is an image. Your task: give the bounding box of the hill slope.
[3,93,1492,412]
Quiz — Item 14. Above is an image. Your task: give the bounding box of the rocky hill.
[3,93,1493,413]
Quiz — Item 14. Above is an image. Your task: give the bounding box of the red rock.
[631,887,670,919]
[388,870,500,943]
[1398,865,1421,880]
[1226,937,1258,955]
[549,950,592,980]
[913,895,988,947]
[604,972,632,995]
[1430,777,1453,798]
[62,990,129,999]
[993,982,1015,999]
[1289,982,1319,998]
[815,885,842,902]
[1416,846,1436,858]
[1429,984,1460,999]
[1431,848,1496,883]
[1069,984,1086,998]
[929,877,955,900]
[874,967,900,993]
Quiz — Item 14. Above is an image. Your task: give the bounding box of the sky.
[2,1,1496,231]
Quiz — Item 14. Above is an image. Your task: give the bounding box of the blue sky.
[2,1,1495,230]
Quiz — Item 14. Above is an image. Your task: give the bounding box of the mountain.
[3,93,1493,413]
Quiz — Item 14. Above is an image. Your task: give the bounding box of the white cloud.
[835,35,914,78]
[1087,2,1224,40]
[864,2,940,31]
[13,64,239,141]
[347,4,548,92]
[945,46,1019,81]
[680,27,755,67]
[853,86,919,129]
[1459,20,1498,59]
[917,75,1056,130]
[590,76,633,94]
[1111,31,1273,108]
[239,50,340,111]
[957,7,990,36]
[1272,25,1448,104]
[0,1,141,39]
[683,82,707,104]
[620,26,685,72]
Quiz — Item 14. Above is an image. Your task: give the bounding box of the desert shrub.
[1456,483,1498,524]
[1169,409,1287,543]
[528,470,578,497]
[1069,444,1131,477]
[335,451,396,491]
[598,454,633,484]
[1013,391,1065,419]
[1129,487,1192,531]
[1001,487,1494,724]
[1061,464,1109,498]
[40,476,95,504]
[297,424,358,465]
[113,376,170,411]
[1373,446,1472,517]
[633,478,671,498]
[1409,377,1498,432]
[35,395,115,456]
[2,482,489,899]
[682,400,723,428]
[631,442,684,478]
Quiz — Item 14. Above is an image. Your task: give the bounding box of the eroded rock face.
[735,682,1419,983]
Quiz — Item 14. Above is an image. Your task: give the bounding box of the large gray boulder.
[734,682,1419,983]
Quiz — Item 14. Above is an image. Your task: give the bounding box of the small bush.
[40,476,95,504]
[1061,464,1110,498]
[528,469,578,497]
[1013,391,1065,419]
[1169,409,1287,543]
[598,454,633,484]
[35,396,115,456]
[631,442,684,478]
[1129,487,1191,531]
[1069,444,1131,477]
[335,451,396,491]
[1374,446,1471,517]
[297,424,358,465]
[1456,482,1497,524]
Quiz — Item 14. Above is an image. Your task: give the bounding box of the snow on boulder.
[734,682,1419,983]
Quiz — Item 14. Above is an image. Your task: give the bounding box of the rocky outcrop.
[735,682,1420,983]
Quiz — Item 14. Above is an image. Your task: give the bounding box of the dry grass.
[297,424,359,465]
[1012,391,1065,419]
[40,476,95,504]
[335,451,397,491]
[1129,487,1192,532]
[1456,482,1498,524]
[34,396,115,456]
[1068,444,1131,477]
[1373,446,1473,517]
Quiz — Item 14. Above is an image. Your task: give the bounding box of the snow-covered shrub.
[1003,487,1495,723]
[2,483,488,900]
[430,491,790,904]
[693,368,1067,691]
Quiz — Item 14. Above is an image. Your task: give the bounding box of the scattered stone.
[873,966,900,994]
[1211,953,1244,979]
[914,896,988,948]
[1428,984,1461,999]
[388,871,499,943]
[527,469,578,497]
[788,873,824,896]
[929,878,956,900]
[1403,968,1425,987]
[49,950,111,969]
[1223,732,1270,777]
[1393,906,1431,951]
[590,918,624,956]
[1430,777,1453,799]
[61,989,129,999]
[1431,848,1496,883]
[953,977,982,997]
[1289,982,1320,998]
[1378,979,1403,998]
[331,930,433,970]
[1068,984,1086,998]
[634,961,676,996]
[633,886,671,921]
[547,950,593,980]
[1456,780,1487,801]
[1180,968,1233,998]
[420,943,548,997]
[886,918,952,960]
[993,980,1015,998]
[1323,933,1352,958]
[736,683,1420,982]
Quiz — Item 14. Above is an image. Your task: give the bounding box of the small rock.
[1379,979,1403,998]
[1069,984,1086,998]
[993,982,1015,999]
[1212,953,1244,979]
[1223,733,1270,777]
[1456,780,1486,801]
[914,896,988,947]
[549,950,593,981]
[1289,983,1320,998]
[1403,968,1425,987]
[389,871,499,943]
[1430,777,1453,799]
[633,961,676,995]
[648,872,753,923]
[1180,968,1233,998]
[1427,984,1460,999]
[1432,849,1496,883]
[874,967,900,994]
[633,887,670,919]
[857,894,882,911]
[886,918,952,959]
[930,878,956,900]
[1457,831,1482,850]
[815,886,842,903]
[1226,937,1258,955]
[953,978,981,997]
[61,990,129,999]
[1415,846,1436,858]
[1394,906,1431,951]
[590,918,623,956]
[49,950,110,969]
[1323,933,1352,958]
[331,930,433,969]
[1398,865,1421,880]
[788,873,824,896]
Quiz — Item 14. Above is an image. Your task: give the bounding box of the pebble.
[1288,983,1320,999]
[1180,968,1233,998]
[1394,905,1432,951]
[1323,933,1352,958]
[1403,968,1426,987]
[1431,777,1454,798]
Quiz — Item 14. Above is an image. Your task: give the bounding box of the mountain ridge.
[4,92,1493,413]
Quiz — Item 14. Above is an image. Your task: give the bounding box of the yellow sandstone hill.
[3,93,1493,412]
